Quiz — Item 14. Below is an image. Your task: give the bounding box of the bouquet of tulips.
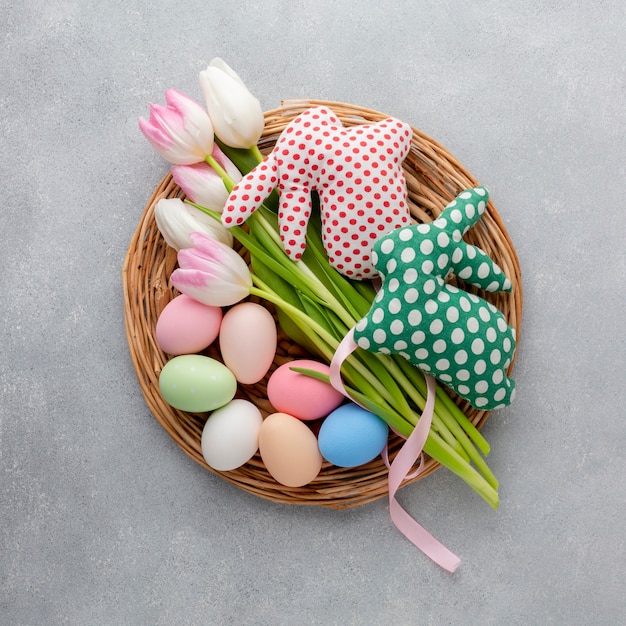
[139,59,504,571]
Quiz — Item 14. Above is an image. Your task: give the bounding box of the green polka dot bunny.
[353,186,516,410]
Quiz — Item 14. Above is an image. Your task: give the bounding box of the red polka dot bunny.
[221,106,413,280]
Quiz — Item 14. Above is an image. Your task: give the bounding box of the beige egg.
[259,413,323,487]
[219,302,277,384]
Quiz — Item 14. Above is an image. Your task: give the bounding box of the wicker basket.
[122,100,522,510]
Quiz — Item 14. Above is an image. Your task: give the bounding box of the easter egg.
[155,294,222,355]
[259,413,323,487]
[159,354,236,413]
[219,302,277,384]
[266,359,344,421]
[201,399,263,471]
[318,403,389,467]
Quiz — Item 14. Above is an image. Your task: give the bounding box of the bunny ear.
[313,105,342,127]
[453,243,513,293]
[437,187,490,237]
[221,153,278,227]
[292,105,342,129]
[374,118,413,160]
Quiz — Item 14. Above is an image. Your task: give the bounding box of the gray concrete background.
[2,1,624,624]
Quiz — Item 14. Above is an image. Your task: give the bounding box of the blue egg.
[318,403,389,468]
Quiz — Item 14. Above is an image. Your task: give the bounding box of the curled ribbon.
[330,328,461,573]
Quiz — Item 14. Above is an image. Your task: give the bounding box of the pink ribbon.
[330,329,461,573]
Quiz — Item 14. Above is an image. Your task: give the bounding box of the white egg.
[201,399,263,471]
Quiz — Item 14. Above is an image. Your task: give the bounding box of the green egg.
[159,354,237,413]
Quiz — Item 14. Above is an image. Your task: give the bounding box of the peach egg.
[258,413,323,487]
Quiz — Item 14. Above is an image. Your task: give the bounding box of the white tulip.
[199,58,265,149]
[154,198,233,251]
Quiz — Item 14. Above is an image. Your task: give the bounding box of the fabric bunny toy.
[222,106,413,280]
[352,186,516,410]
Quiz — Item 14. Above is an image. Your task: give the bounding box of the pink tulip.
[171,146,242,211]
[171,232,252,306]
[139,89,214,164]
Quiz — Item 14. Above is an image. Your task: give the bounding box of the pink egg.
[219,302,277,384]
[266,359,345,421]
[155,294,222,355]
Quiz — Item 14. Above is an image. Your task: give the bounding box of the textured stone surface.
[1,1,625,623]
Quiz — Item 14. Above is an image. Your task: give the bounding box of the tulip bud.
[171,232,252,307]
[171,146,242,211]
[199,58,264,149]
[155,198,233,251]
[139,89,214,164]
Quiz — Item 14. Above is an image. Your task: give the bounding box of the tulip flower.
[171,146,242,211]
[139,89,214,164]
[155,198,233,251]
[199,58,265,150]
[171,232,252,307]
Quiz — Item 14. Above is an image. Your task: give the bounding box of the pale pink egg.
[219,302,277,384]
[266,359,345,421]
[259,413,323,487]
[155,294,222,355]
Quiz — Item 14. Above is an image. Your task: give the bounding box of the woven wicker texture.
[122,100,522,510]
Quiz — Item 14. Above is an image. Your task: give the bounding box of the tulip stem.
[249,281,410,422]
[205,155,235,193]
[251,145,265,163]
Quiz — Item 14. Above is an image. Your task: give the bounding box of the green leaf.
[214,139,260,176]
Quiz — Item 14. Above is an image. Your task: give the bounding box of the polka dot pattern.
[353,187,517,410]
[221,106,413,280]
